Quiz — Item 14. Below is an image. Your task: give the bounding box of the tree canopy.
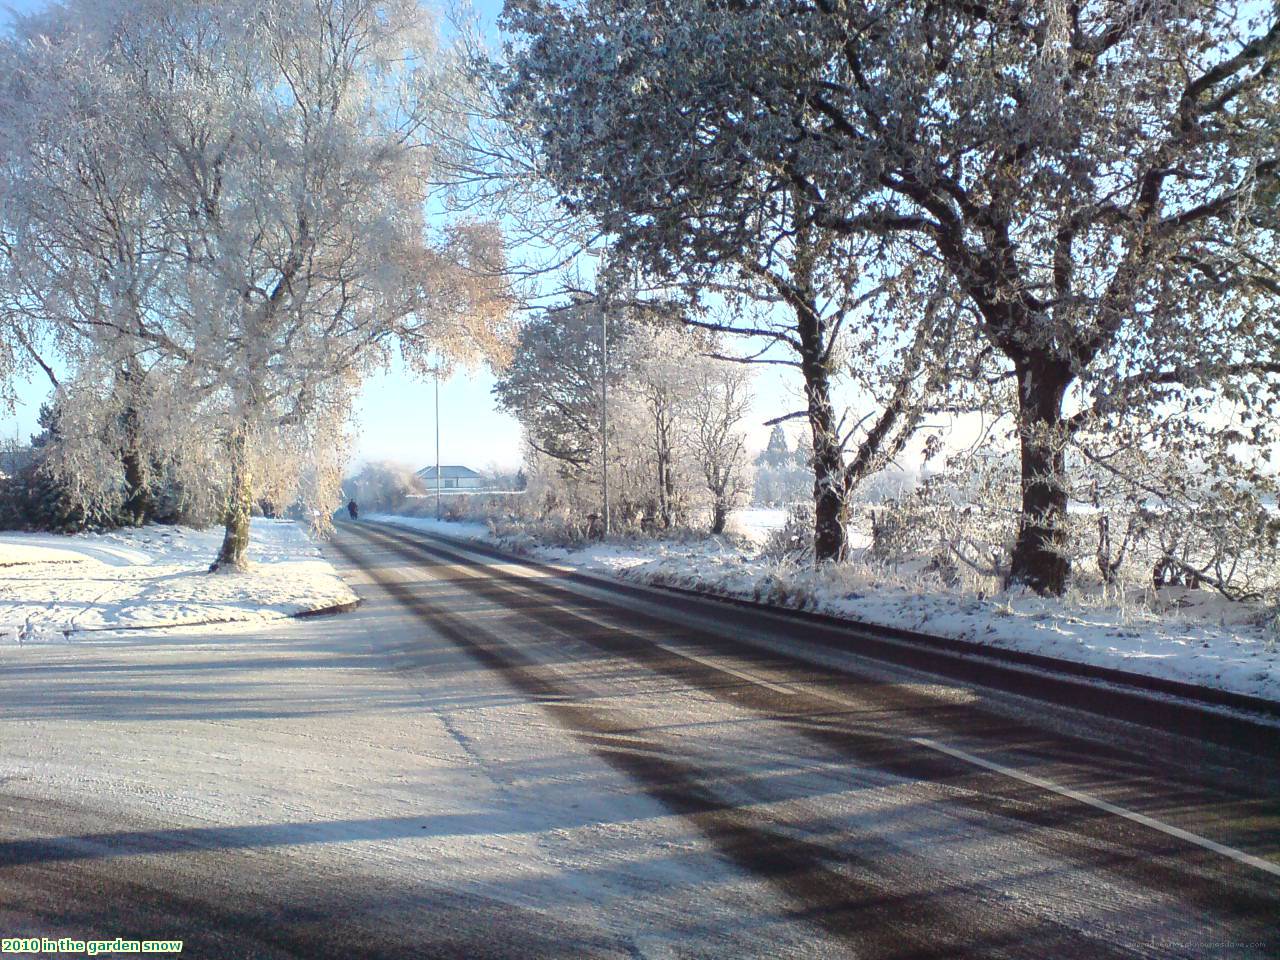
[504,0,1280,592]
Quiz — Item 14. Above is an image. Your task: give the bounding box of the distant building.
[416,465,486,491]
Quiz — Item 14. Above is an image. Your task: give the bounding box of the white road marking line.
[912,735,1280,880]
[652,642,797,696]
[397,532,791,699]
[378,527,1280,881]
[406,536,799,698]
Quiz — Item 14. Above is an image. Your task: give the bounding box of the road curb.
[292,597,361,618]
[369,519,1280,732]
[638,576,1280,720]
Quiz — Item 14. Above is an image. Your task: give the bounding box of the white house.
[416,465,486,491]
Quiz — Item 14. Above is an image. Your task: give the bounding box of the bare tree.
[497,293,754,533]
[687,356,753,535]
[628,322,698,529]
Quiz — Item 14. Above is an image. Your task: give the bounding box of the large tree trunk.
[1007,358,1072,595]
[119,401,152,527]
[787,207,849,563]
[662,451,677,527]
[120,444,150,526]
[804,361,849,563]
[656,450,672,528]
[812,458,848,561]
[710,498,728,535]
[116,365,152,527]
[211,427,252,573]
[654,408,676,529]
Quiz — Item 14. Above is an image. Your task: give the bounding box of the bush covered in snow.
[0,403,218,533]
[843,450,1280,611]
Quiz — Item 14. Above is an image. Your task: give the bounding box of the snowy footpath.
[0,519,357,642]
[369,513,1280,705]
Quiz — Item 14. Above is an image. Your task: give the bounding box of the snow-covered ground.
[0,541,888,957]
[722,507,788,545]
[369,513,1280,704]
[0,519,357,642]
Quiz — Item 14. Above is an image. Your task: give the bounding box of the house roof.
[416,465,482,480]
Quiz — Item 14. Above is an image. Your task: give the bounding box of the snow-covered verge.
[0,519,357,642]
[369,513,1280,704]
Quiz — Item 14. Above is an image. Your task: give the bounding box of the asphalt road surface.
[2,519,1277,959]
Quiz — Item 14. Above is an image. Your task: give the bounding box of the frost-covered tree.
[502,0,1280,593]
[0,4,191,524]
[629,322,696,528]
[686,356,752,534]
[343,460,424,515]
[504,2,974,562]
[624,321,754,533]
[0,0,511,568]
[753,427,815,508]
[497,293,752,532]
[494,298,627,473]
[759,427,791,471]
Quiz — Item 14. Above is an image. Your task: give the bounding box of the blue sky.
[0,0,527,473]
[0,0,804,473]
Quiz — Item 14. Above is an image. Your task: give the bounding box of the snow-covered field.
[722,507,788,545]
[0,519,357,642]
[370,513,1280,704]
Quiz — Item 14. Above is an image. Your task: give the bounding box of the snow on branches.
[495,295,753,536]
[503,0,1280,594]
[0,0,512,567]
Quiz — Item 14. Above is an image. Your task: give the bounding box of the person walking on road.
[347,499,359,520]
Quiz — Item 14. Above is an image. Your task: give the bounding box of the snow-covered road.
[1,519,1277,958]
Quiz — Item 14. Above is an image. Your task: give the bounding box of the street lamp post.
[584,244,613,540]
[600,298,610,538]
[435,367,441,522]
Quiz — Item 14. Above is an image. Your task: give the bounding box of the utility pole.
[583,243,613,539]
[600,298,610,537]
[435,367,442,521]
